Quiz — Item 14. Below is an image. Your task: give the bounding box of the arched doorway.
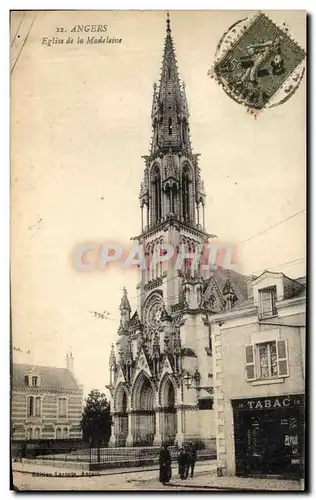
[132,372,156,446]
[115,385,128,446]
[160,376,177,445]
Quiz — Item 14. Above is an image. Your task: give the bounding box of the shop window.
[258,286,277,319]
[245,339,289,382]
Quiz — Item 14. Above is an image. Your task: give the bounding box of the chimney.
[66,351,74,373]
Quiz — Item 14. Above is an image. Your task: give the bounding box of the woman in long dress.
[159,444,172,484]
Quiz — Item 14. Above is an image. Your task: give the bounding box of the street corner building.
[11,352,84,452]
[106,15,252,453]
[210,272,306,479]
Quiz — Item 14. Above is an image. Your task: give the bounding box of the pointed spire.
[119,287,131,312]
[109,343,116,364]
[150,13,191,154]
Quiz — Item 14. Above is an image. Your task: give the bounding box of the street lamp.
[183,372,192,388]
[183,369,201,389]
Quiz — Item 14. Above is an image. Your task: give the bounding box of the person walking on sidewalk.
[186,443,197,479]
[159,444,172,485]
[177,447,188,480]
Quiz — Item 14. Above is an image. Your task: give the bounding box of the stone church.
[107,15,249,449]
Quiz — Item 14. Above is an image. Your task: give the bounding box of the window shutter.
[28,396,34,416]
[277,339,289,377]
[245,344,256,381]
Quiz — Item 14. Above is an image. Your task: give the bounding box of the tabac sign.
[232,394,304,411]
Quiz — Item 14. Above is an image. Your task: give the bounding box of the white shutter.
[245,344,256,381]
[276,339,289,377]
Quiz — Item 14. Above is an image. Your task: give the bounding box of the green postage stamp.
[211,12,306,113]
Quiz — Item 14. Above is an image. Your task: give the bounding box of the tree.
[81,390,112,448]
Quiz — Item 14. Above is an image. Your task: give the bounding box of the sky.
[11,10,306,396]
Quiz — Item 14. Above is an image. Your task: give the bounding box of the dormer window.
[258,286,277,319]
[25,371,41,387]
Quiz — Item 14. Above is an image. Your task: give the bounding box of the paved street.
[12,460,214,491]
[12,460,302,491]
[12,467,189,491]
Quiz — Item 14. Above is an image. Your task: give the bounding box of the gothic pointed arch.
[159,373,177,408]
[181,163,193,222]
[113,382,129,446]
[202,275,226,312]
[150,163,162,224]
[158,373,177,445]
[114,382,129,413]
[131,370,155,411]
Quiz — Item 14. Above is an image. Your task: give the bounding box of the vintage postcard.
[11,10,306,491]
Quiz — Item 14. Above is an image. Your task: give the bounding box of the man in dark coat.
[177,447,188,480]
[185,443,197,478]
[159,444,172,484]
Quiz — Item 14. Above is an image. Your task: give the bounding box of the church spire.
[138,13,208,235]
[151,13,191,154]
[119,287,131,312]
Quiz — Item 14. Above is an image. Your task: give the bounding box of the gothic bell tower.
[135,13,210,321]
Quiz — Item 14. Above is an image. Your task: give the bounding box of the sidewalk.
[12,459,217,478]
[168,474,303,491]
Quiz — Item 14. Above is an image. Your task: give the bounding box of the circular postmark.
[209,12,306,115]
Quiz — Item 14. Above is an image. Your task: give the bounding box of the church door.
[160,378,177,445]
[133,374,156,446]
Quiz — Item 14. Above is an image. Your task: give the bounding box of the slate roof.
[203,265,249,303]
[12,363,81,391]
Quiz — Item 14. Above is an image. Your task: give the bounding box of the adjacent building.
[11,352,83,441]
[211,271,306,478]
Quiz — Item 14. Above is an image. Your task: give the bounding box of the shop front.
[232,394,305,479]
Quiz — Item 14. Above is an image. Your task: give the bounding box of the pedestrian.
[184,444,191,479]
[188,443,197,478]
[159,444,172,485]
[177,446,188,480]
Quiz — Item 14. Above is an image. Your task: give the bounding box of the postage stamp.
[211,12,306,112]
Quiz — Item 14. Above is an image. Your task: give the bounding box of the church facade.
[107,15,249,449]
